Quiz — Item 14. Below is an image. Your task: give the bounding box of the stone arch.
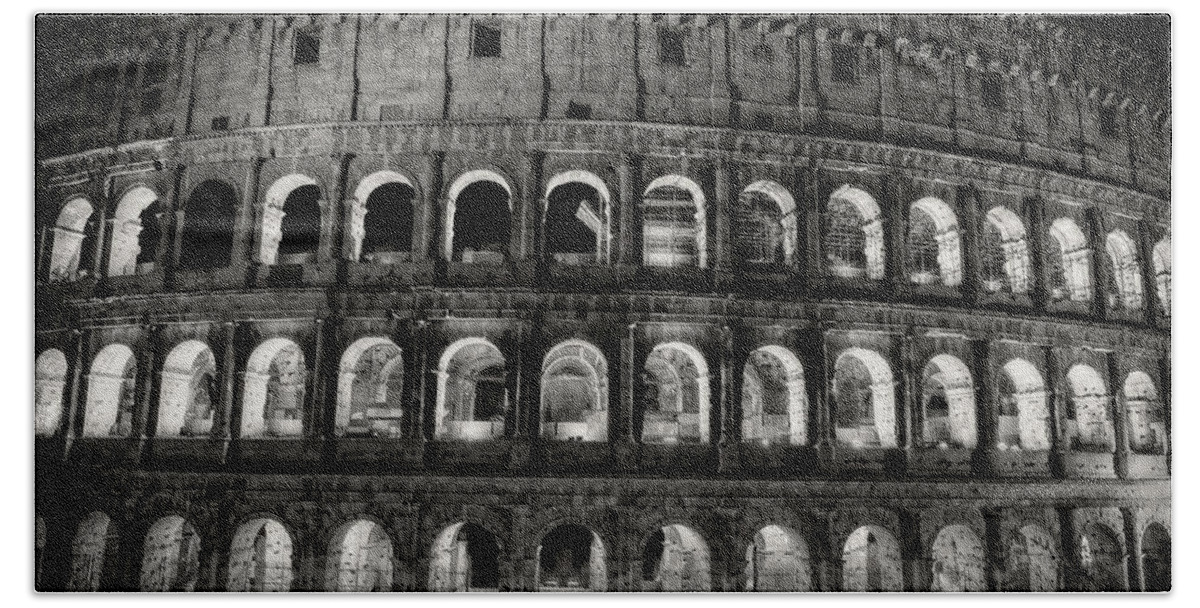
[156,340,217,437]
[734,180,798,267]
[48,197,93,282]
[429,521,503,591]
[180,179,239,270]
[741,345,807,445]
[641,341,711,444]
[1048,217,1093,302]
[825,185,885,280]
[226,517,294,592]
[1152,237,1170,317]
[841,525,903,591]
[832,348,897,448]
[1078,523,1125,591]
[435,338,508,440]
[744,524,812,591]
[544,170,612,265]
[1003,523,1059,591]
[259,173,321,265]
[641,174,707,268]
[1123,371,1166,455]
[350,170,417,263]
[930,524,987,591]
[640,523,712,591]
[68,511,113,591]
[920,354,977,449]
[444,169,513,263]
[1065,364,1114,453]
[1141,522,1170,591]
[534,523,607,591]
[335,337,405,438]
[83,343,137,437]
[35,348,69,436]
[107,185,163,277]
[324,519,393,592]
[139,515,201,592]
[540,339,609,441]
[981,206,1032,294]
[997,359,1051,450]
[240,337,307,438]
[907,196,962,286]
[1106,229,1145,311]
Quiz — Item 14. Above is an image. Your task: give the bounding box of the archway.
[83,344,137,437]
[1065,365,1114,453]
[259,174,320,265]
[920,354,977,449]
[544,171,610,265]
[641,342,710,444]
[642,175,706,268]
[997,359,1051,450]
[140,515,200,592]
[179,180,238,270]
[107,186,163,277]
[1003,523,1059,591]
[335,337,405,438]
[744,525,812,591]
[445,170,512,264]
[741,345,806,445]
[325,519,393,592]
[156,340,217,437]
[907,197,962,286]
[47,197,93,281]
[68,512,112,591]
[1078,524,1124,591]
[930,524,986,591]
[1048,218,1092,303]
[824,185,884,279]
[352,171,416,263]
[227,518,293,592]
[435,338,508,440]
[734,180,797,267]
[35,348,69,436]
[832,348,896,448]
[981,206,1031,294]
[841,525,903,591]
[241,338,306,438]
[1152,238,1170,317]
[540,340,609,441]
[535,524,606,591]
[429,522,502,592]
[641,524,711,591]
[1141,523,1170,592]
[1123,371,1165,455]
[1106,230,1145,311]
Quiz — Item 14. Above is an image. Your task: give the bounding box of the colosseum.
[34,13,1170,592]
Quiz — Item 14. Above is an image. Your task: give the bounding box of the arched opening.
[930,525,986,591]
[48,197,93,282]
[1065,365,1114,453]
[641,342,710,444]
[140,515,200,592]
[544,171,610,265]
[325,520,393,592]
[1078,525,1124,591]
[540,340,609,442]
[641,524,711,591]
[841,525,903,592]
[996,359,1051,451]
[335,337,405,438]
[1141,523,1170,592]
[35,348,69,436]
[535,524,606,591]
[227,518,293,592]
[1152,238,1170,317]
[734,181,797,268]
[1048,218,1092,303]
[824,185,884,280]
[240,338,306,438]
[446,171,512,264]
[832,348,897,449]
[108,186,164,277]
[156,340,217,438]
[69,512,113,591]
[741,346,806,446]
[83,344,137,437]
[429,522,502,592]
[1003,524,1059,591]
[1105,230,1145,311]
[353,172,416,263]
[981,206,1031,294]
[642,175,706,268]
[179,180,238,271]
[1123,371,1166,455]
[920,354,977,449]
[435,338,508,440]
[907,197,962,286]
[744,525,812,591]
[259,174,320,265]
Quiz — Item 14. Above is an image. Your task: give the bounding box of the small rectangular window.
[660,28,685,67]
[566,101,592,120]
[472,22,501,58]
[831,44,857,84]
[294,30,320,65]
[1100,106,1119,138]
[982,73,1005,110]
[751,113,774,131]
[211,116,229,131]
[139,89,162,115]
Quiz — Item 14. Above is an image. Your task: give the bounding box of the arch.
[444,170,513,263]
[1123,371,1166,455]
[1152,237,1171,317]
[1079,524,1124,591]
[741,345,807,445]
[907,196,962,286]
[35,348,69,436]
[446,169,513,205]
[920,354,977,449]
[107,185,163,277]
[641,174,707,268]
[1141,523,1170,591]
[429,521,503,591]
[156,340,217,437]
[68,511,113,591]
[744,524,812,591]
[240,338,306,438]
[351,171,417,263]
[996,359,1051,450]
[981,206,1031,294]
[259,173,320,265]
[227,518,293,592]
[641,342,711,444]
[83,344,137,437]
[841,525,903,591]
[535,523,607,591]
[832,348,897,448]
[1105,229,1145,311]
[140,515,200,592]
[930,525,987,591]
[641,523,711,591]
[435,338,508,440]
[353,170,417,203]
[335,337,405,438]
[544,171,611,265]
[324,519,393,592]
[1065,364,1114,453]
[825,185,884,279]
[1048,217,1092,302]
[1003,523,1059,591]
[734,180,798,267]
[540,339,609,441]
[48,197,94,282]
[180,180,239,270]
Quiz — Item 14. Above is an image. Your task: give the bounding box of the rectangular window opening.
[831,44,858,84]
[294,30,321,65]
[211,116,230,131]
[472,22,502,58]
[982,73,1005,110]
[660,28,686,67]
[566,101,592,120]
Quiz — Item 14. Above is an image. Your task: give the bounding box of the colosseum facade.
[34,14,1170,592]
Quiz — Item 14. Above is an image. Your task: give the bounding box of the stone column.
[90,205,110,279]
[982,507,1004,591]
[799,164,821,287]
[1084,207,1109,320]
[1121,507,1144,591]
[1135,218,1160,326]
[1108,351,1130,478]
[971,338,996,474]
[884,174,908,296]
[959,185,983,304]
[712,160,732,273]
[1056,507,1080,591]
[898,330,917,454]
[812,325,834,455]
[616,322,638,470]
[131,324,162,461]
[409,318,431,440]
[305,319,327,440]
[1026,196,1050,310]
[616,153,640,266]
[60,329,88,456]
[717,323,741,473]
[899,509,927,591]
[815,512,840,591]
[1043,345,1068,474]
